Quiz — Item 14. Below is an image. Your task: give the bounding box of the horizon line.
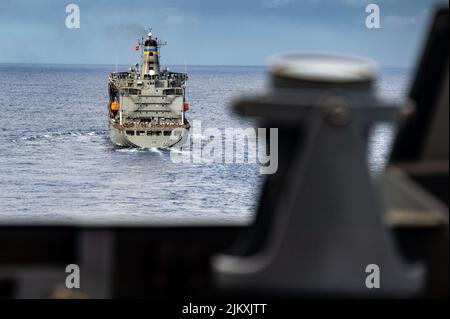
[0,62,413,69]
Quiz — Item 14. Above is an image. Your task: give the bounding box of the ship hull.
[109,122,189,149]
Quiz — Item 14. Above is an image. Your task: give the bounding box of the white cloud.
[384,15,418,27]
[261,0,388,8]
[165,14,198,24]
[342,0,373,7]
[161,7,199,25]
[384,7,431,27]
[262,0,298,8]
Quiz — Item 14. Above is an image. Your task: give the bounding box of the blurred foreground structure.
[0,8,448,299]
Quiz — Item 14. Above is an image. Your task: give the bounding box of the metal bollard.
[213,54,424,297]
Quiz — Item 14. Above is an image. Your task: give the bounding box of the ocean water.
[0,65,411,226]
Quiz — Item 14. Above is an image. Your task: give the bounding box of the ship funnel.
[141,33,160,78]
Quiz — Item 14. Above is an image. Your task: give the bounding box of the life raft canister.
[111,101,120,111]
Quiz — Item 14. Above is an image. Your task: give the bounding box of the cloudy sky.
[0,0,446,67]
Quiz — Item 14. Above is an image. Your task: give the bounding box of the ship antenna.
[157,38,168,61]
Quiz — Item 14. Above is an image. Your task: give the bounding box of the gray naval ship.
[108,31,190,148]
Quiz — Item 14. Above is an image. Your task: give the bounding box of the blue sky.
[0,0,446,67]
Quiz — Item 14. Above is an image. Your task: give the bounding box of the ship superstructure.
[108,31,190,148]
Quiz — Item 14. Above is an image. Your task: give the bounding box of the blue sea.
[0,65,412,226]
